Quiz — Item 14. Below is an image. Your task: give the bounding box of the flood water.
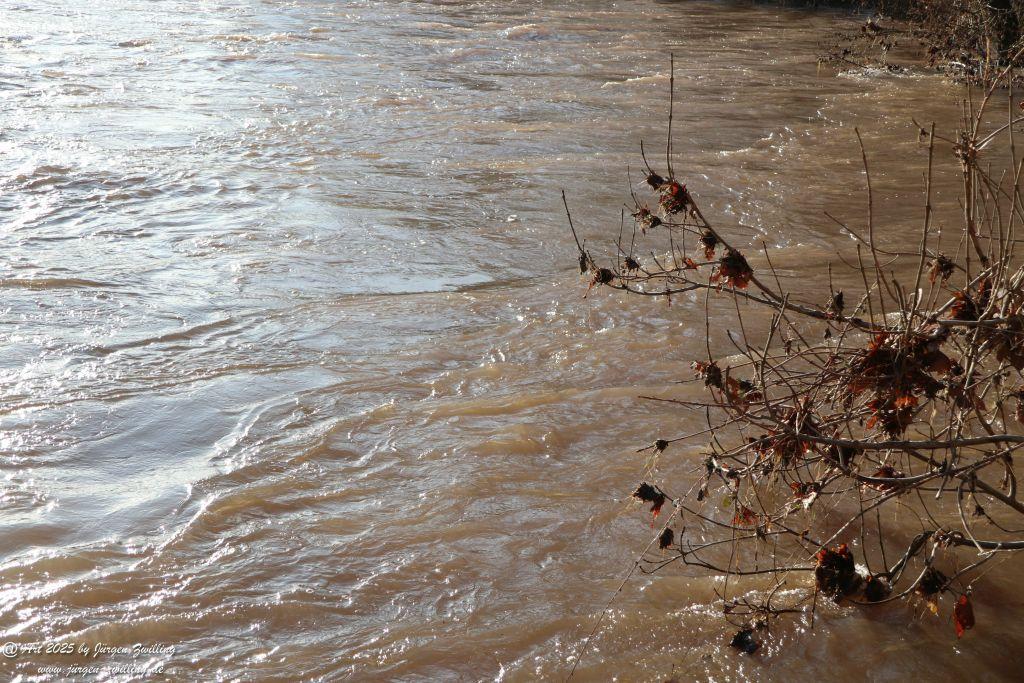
[2,0,1021,680]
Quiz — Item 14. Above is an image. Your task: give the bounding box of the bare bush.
[564,57,1024,672]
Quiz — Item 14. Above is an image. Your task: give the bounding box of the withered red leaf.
[863,464,906,492]
[954,594,975,638]
[790,482,811,497]
[950,290,979,321]
[893,394,918,410]
[924,350,954,374]
[733,505,758,527]
[711,248,753,289]
[865,397,915,438]
[659,181,690,214]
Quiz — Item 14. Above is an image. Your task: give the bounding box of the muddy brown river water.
[2,0,1022,680]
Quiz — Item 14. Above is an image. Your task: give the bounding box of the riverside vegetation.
[564,52,1024,673]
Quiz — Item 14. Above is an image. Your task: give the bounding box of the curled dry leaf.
[815,543,861,599]
[949,278,991,321]
[692,361,724,390]
[699,230,718,260]
[928,254,955,284]
[863,575,892,602]
[593,268,615,285]
[645,171,665,189]
[733,505,758,527]
[950,290,979,321]
[994,330,1024,370]
[725,377,762,410]
[710,248,753,289]
[659,180,690,214]
[789,481,820,509]
[953,594,975,638]
[978,277,993,309]
[866,397,916,437]
[658,527,675,550]
[753,408,820,467]
[826,290,845,317]
[633,205,662,232]
[729,628,760,655]
[633,482,667,519]
[916,567,948,598]
[846,330,955,416]
[586,268,615,296]
[862,464,906,493]
[946,379,986,412]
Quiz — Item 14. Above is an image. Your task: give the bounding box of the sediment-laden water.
[2,0,1019,680]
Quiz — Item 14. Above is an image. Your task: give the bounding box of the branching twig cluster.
[565,57,1024,668]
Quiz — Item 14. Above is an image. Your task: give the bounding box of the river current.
[2,0,1018,680]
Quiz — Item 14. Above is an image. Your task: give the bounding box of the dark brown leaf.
[729,628,760,654]
[916,567,947,597]
[699,231,718,260]
[815,543,860,598]
[633,483,667,519]
[863,575,892,602]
